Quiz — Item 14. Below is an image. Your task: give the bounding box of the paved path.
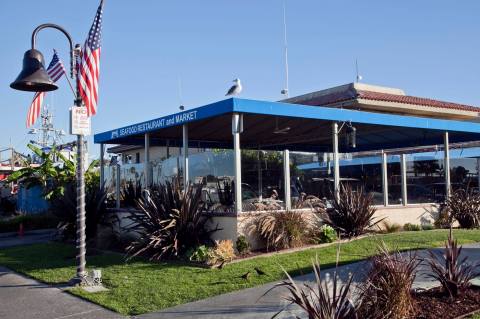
[1,235,479,319]
[138,243,480,319]
[0,229,55,249]
[0,266,126,319]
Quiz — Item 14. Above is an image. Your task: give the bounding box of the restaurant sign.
[110,110,198,139]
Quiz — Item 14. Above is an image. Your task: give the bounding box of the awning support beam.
[381,151,388,206]
[182,124,189,192]
[99,143,104,190]
[144,133,150,188]
[284,149,291,210]
[444,131,451,198]
[401,154,407,206]
[332,122,340,201]
[232,113,243,214]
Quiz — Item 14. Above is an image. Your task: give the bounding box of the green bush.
[186,245,209,262]
[235,235,250,255]
[317,224,337,243]
[421,224,434,231]
[403,223,421,231]
[0,214,58,233]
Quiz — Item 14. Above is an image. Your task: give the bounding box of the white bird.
[225,78,242,96]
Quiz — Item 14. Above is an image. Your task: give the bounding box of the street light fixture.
[10,23,88,286]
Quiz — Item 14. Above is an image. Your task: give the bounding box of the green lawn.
[1,229,480,315]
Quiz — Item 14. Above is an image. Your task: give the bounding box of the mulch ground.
[413,286,480,319]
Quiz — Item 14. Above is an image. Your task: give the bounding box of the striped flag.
[26,51,66,128]
[78,0,104,116]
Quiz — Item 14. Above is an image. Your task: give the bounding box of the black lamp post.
[11,23,88,285]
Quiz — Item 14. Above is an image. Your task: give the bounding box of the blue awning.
[94,98,480,152]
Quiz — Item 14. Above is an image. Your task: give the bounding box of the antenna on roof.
[280,1,289,98]
[355,59,363,83]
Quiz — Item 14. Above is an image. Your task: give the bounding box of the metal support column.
[232,113,243,214]
[444,132,451,198]
[477,158,480,192]
[115,163,121,209]
[257,148,263,200]
[332,122,340,201]
[283,149,291,210]
[99,143,105,190]
[182,124,189,191]
[144,133,150,188]
[401,154,407,206]
[381,151,388,206]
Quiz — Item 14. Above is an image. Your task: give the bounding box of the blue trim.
[232,98,480,134]
[94,99,234,144]
[94,97,480,144]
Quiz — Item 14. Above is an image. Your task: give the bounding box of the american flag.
[78,0,103,116]
[26,51,66,128]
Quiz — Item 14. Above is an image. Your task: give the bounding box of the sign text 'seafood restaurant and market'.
[111,110,197,139]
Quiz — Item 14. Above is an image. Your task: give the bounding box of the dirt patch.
[413,286,480,319]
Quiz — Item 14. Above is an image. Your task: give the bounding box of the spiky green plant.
[323,185,382,237]
[125,182,218,260]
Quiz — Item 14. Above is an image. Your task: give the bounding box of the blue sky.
[1,1,479,159]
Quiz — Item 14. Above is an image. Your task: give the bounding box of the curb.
[0,228,56,239]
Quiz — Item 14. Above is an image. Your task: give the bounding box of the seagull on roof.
[226,78,242,96]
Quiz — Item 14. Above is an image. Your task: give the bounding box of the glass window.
[405,154,444,204]
[450,157,479,191]
[340,155,383,205]
[290,152,334,202]
[386,155,402,205]
[240,150,285,211]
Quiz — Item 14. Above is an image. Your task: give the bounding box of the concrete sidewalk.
[0,229,55,248]
[138,243,480,319]
[0,266,126,319]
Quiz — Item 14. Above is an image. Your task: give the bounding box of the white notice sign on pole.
[70,107,91,136]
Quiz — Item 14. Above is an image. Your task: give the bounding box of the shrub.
[433,204,453,229]
[235,235,250,255]
[323,185,382,237]
[381,220,402,233]
[121,180,142,208]
[403,223,421,231]
[186,245,209,263]
[268,251,357,319]
[0,213,59,233]
[425,229,480,298]
[50,182,108,242]
[207,240,235,266]
[252,210,308,250]
[444,188,480,229]
[421,223,434,231]
[125,182,218,260]
[357,242,420,319]
[315,224,337,243]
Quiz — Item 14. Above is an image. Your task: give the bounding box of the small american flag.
[78,0,104,116]
[26,51,66,128]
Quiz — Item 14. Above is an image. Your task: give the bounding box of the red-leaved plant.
[426,229,480,297]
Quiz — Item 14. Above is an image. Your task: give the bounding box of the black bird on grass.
[240,271,251,280]
[254,267,267,275]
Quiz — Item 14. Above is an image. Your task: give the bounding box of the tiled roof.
[357,90,480,112]
[297,88,480,113]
